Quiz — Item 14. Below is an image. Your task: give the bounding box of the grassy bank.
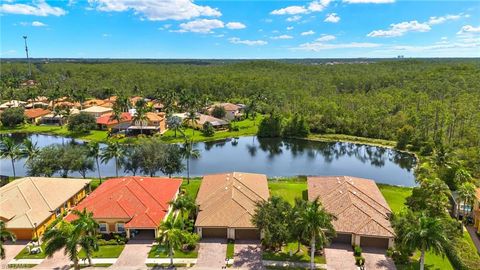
[306,133,397,148]
[0,125,109,142]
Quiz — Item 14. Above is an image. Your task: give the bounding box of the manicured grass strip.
[226,240,234,259]
[0,125,109,143]
[268,182,307,205]
[396,251,454,270]
[181,178,202,199]
[148,244,198,258]
[262,242,325,264]
[377,184,412,214]
[78,245,125,259]
[14,243,47,259]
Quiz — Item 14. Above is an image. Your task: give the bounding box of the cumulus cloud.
[457,25,480,35]
[324,13,340,23]
[287,16,302,22]
[31,21,47,27]
[301,30,315,36]
[367,21,431,37]
[271,0,331,16]
[87,0,221,21]
[287,26,294,30]
[297,41,381,51]
[343,0,394,3]
[428,14,462,25]
[316,34,336,41]
[177,19,224,33]
[272,34,293,40]
[0,0,66,16]
[226,22,246,29]
[229,37,268,46]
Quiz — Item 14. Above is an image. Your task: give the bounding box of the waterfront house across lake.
[66,176,181,239]
[308,176,395,249]
[195,172,269,240]
[0,177,91,240]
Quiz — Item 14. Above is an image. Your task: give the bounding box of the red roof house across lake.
[66,177,182,239]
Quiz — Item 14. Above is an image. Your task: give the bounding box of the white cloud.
[0,50,17,57]
[287,16,302,22]
[88,0,221,21]
[31,21,47,27]
[457,25,480,35]
[102,33,111,37]
[316,34,336,41]
[272,34,293,40]
[296,41,381,51]
[428,14,462,25]
[343,0,394,3]
[226,22,246,29]
[158,24,172,30]
[229,37,267,46]
[324,13,340,23]
[0,0,66,16]
[271,0,330,16]
[301,30,315,36]
[367,20,431,37]
[287,26,294,30]
[178,19,224,33]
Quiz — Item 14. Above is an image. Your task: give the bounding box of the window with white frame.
[116,223,125,233]
[99,223,108,233]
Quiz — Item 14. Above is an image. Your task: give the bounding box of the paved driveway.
[0,241,27,268]
[195,239,227,269]
[324,243,356,270]
[233,240,263,269]
[363,248,396,270]
[34,249,71,270]
[112,239,154,270]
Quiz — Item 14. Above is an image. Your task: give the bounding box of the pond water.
[0,134,417,186]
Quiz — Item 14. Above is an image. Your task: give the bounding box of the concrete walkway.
[263,260,327,269]
[0,241,28,269]
[112,239,154,269]
[363,248,396,270]
[467,226,480,253]
[195,239,227,269]
[234,240,263,269]
[34,249,71,270]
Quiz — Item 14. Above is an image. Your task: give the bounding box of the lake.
[0,134,417,186]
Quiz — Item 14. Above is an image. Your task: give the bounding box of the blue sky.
[1,0,479,58]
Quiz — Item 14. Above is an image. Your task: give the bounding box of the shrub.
[258,114,283,138]
[445,236,480,270]
[68,112,96,134]
[202,122,215,137]
[355,256,365,266]
[0,107,25,127]
[353,245,362,256]
[211,106,226,119]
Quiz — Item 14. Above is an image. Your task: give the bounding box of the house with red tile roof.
[96,112,132,130]
[66,177,182,239]
[24,108,51,124]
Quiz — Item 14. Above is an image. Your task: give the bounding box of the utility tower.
[23,35,32,78]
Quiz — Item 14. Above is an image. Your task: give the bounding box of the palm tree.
[109,106,123,125]
[290,198,308,253]
[0,220,16,260]
[181,140,200,184]
[169,195,196,224]
[400,212,448,270]
[457,182,476,221]
[101,141,124,177]
[71,209,99,266]
[167,115,184,138]
[134,99,148,135]
[185,110,198,135]
[0,136,21,178]
[43,221,82,270]
[298,199,336,270]
[21,138,39,163]
[87,142,102,182]
[157,218,187,266]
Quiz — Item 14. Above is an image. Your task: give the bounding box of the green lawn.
[268,181,307,205]
[378,184,455,270]
[262,242,326,264]
[0,124,109,142]
[78,245,125,259]
[148,244,198,258]
[14,243,47,259]
[226,240,234,259]
[181,178,202,199]
[307,133,397,148]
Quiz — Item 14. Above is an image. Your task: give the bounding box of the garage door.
[332,233,352,244]
[202,228,227,238]
[235,229,260,240]
[360,236,389,249]
[131,229,156,240]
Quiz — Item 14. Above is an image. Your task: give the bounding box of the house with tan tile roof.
[307,176,395,249]
[195,172,269,240]
[0,177,91,240]
[81,105,113,118]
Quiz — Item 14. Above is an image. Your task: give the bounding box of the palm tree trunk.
[169,247,174,266]
[419,248,425,270]
[11,159,16,178]
[73,258,80,270]
[310,235,315,270]
[115,157,119,177]
[96,158,102,183]
[88,256,92,266]
[187,158,190,184]
[297,241,301,253]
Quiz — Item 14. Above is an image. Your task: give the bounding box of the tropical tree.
[394,211,448,270]
[181,140,200,184]
[159,144,185,178]
[157,218,188,266]
[133,99,148,135]
[101,141,124,177]
[0,220,16,260]
[457,182,476,220]
[0,136,21,178]
[70,209,99,266]
[169,195,196,225]
[166,115,184,138]
[21,138,39,163]
[406,177,451,218]
[87,142,102,182]
[121,146,142,176]
[289,198,308,253]
[185,110,198,135]
[297,199,336,270]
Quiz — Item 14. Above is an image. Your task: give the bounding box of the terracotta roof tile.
[96,112,132,125]
[24,108,51,119]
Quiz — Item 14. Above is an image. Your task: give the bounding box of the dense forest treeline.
[1,60,479,177]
